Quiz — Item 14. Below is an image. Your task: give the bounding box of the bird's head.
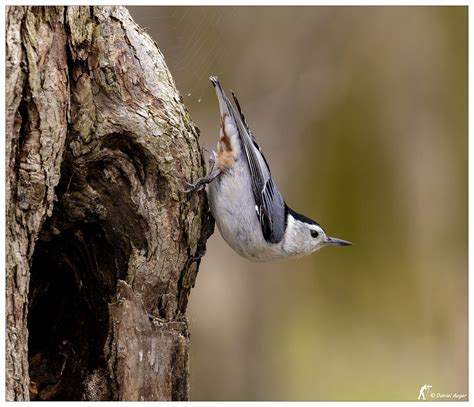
[282,208,351,257]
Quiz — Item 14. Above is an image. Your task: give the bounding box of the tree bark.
[6,6,213,401]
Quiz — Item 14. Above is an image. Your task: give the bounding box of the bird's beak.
[325,236,352,246]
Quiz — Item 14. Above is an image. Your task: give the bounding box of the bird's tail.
[210,76,256,148]
[210,76,232,120]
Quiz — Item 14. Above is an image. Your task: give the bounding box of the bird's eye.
[311,230,319,238]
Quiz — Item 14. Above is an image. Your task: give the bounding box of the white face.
[281,215,351,258]
[282,216,328,257]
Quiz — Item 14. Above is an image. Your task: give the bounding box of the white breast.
[207,159,284,261]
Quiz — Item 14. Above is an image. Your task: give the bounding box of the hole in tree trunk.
[28,222,117,400]
[26,133,158,400]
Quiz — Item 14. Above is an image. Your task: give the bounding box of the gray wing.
[212,78,286,243]
[230,91,287,243]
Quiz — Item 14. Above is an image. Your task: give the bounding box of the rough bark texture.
[6,6,213,401]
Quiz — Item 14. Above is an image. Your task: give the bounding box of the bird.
[185,76,351,261]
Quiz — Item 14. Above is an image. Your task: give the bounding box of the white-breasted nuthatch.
[185,76,351,261]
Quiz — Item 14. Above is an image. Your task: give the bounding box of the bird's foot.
[182,170,220,192]
[182,151,220,193]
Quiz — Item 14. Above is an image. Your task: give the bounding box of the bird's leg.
[183,150,221,193]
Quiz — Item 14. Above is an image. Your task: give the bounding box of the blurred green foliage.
[130,6,467,401]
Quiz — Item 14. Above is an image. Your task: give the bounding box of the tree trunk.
[6,6,213,401]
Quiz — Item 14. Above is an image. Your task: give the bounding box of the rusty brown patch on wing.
[219,131,232,153]
[219,113,232,151]
[217,150,235,169]
[217,113,235,169]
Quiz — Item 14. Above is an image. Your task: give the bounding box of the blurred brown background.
[130,6,467,401]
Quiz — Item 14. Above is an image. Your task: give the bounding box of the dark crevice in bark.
[28,223,116,400]
[16,99,28,158]
[27,132,151,399]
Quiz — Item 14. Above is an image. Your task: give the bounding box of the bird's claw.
[182,180,204,193]
[182,150,220,193]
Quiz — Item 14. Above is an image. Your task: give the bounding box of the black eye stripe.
[311,230,319,238]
